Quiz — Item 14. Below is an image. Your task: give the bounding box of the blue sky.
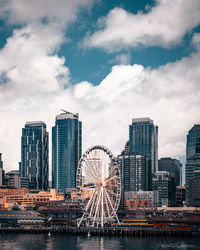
[0,0,200,184]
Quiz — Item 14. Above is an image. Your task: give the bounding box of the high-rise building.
[186,125,200,158]
[21,121,49,190]
[129,118,158,178]
[152,171,176,207]
[0,153,4,186]
[52,111,82,192]
[186,124,200,206]
[118,153,151,192]
[158,157,182,186]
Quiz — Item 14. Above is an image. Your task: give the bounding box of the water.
[0,234,200,250]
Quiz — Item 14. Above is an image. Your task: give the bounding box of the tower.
[158,157,182,186]
[129,118,158,185]
[186,124,200,206]
[21,121,49,190]
[52,111,82,192]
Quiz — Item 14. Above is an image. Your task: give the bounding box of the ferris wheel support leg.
[77,212,86,228]
[104,189,120,225]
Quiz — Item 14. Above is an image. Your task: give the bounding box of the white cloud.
[1,46,200,172]
[0,0,199,178]
[0,0,94,25]
[0,0,96,171]
[0,24,69,105]
[83,0,200,51]
[109,53,131,65]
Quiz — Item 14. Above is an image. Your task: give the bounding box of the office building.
[4,170,29,189]
[158,157,182,186]
[3,189,64,209]
[176,186,186,207]
[124,190,158,206]
[52,111,82,192]
[129,118,158,178]
[186,124,200,158]
[152,171,176,207]
[0,153,4,186]
[186,124,200,206]
[118,153,151,192]
[21,121,49,190]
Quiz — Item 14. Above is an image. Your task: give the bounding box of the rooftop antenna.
[61,109,70,114]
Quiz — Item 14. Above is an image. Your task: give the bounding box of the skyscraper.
[186,125,200,158]
[52,111,82,192]
[152,171,176,207]
[129,118,158,177]
[21,121,49,190]
[0,153,4,186]
[158,157,182,186]
[118,153,151,192]
[186,124,200,206]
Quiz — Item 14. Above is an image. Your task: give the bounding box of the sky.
[0,0,200,182]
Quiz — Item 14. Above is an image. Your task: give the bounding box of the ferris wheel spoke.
[106,188,118,197]
[82,163,98,183]
[81,189,95,202]
[92,188,102,227]
[85,161,98,180]
[84,188,97,213]
[101,187,104,227]
[103,188,111,220]
[105,175,118,183]
[109,164,117,177]
[104,188,119,223]
[91,149,102,178]
[89,190,98,218]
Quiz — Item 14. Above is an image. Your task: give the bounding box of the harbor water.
[0,234,200,250]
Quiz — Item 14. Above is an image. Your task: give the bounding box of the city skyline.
[0,0,200,172]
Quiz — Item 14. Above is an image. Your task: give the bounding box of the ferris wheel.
[76,145,121,228]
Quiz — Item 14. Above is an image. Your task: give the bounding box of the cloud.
[1,46,200,171]
[192,33,200,49]
[0,23,69,105]
[0,0,96,170]
[82,0,200,51]
[73,47,200,161]
[0,0,199,177]
[109,53,131,65]
[0,0,94,25]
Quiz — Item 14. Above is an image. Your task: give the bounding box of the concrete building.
[129,118,158,185]
[52,111,82,192]
[21,121,49,190]
[152,171,176,207]
[4,170,29,189]
[124,190,158,206]
[158,157,182,186]
[3,189,64,209]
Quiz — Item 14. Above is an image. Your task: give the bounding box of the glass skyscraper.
[21,121,49,190]
[129,118,158,176]
[158,157,182,186]
[52,111,82,192]
[186,124,200,206]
